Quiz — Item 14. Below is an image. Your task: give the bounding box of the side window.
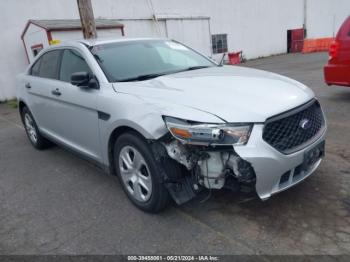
[38,50,61,79]
[59,49,92,82]
[30,59,41,77]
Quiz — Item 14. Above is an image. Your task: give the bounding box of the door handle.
[51,88,61,96]
[25,83,31,89]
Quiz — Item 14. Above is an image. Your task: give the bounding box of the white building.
[0,0,349,101]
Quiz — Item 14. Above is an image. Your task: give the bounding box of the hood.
[112,66,315,123]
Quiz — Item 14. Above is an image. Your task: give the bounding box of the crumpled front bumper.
[234,124,327,200]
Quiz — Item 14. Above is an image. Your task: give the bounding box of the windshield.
[91,40,216,82]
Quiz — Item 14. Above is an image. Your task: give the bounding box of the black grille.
[263,100,325,154]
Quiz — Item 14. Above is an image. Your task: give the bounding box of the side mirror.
[71,72,99,89]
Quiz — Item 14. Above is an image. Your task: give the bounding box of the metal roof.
[29,19,124,31]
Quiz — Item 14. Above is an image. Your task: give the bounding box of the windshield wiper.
[117,72,169,82]
[117,66,212,82]
[175,65,212,73]
[185,66,211,71]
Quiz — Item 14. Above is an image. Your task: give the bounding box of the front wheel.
[114,132,170,212]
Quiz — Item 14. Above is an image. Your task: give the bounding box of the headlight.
[163,116,252,146]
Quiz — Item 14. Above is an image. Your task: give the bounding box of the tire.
[114,132,170,212]
[21,106,51,150]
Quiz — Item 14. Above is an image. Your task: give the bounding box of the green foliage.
[6,99,18,109]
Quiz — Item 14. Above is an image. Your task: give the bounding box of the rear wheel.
[21,107,51,150]
[114,132,169,212]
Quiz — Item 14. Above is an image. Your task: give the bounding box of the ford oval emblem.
[300,119,312,130]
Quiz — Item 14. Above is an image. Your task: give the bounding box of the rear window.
[338,16,350,38]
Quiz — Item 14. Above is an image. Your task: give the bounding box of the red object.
[302,37,334,53]
[324,16,350,87]
[329,40,340,59]
[228,51,242,65]
[290,29,304,53]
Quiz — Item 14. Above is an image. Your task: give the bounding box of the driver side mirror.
[71,72,99,89]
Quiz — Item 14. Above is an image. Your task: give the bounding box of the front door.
[51,48,101,162]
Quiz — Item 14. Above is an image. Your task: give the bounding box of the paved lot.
[1,52,350,255]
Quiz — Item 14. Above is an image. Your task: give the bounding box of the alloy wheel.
[24,113,38,144]
[118,146,153,202]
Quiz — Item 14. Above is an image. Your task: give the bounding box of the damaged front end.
[153,117,256,205]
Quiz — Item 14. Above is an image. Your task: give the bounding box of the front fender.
[106,115,168,141]
[97,90,224,168]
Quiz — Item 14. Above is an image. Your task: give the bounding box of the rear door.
[24,49,63,135]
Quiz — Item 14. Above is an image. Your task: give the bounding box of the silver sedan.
[17,38,326,212]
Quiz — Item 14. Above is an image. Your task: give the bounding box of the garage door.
[165,19,212,56]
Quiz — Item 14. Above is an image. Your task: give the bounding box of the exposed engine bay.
[158,138,256,204]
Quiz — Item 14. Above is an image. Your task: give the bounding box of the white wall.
[1,0,350,101]
[165,18,212,56]
[51,28,123,42]
[306,0,350,38]
[0,0,79,101]
[92,0,305,59]
[120,20,167,38]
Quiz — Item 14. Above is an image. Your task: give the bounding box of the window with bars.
[212,34,228,54]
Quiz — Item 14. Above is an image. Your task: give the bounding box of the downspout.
[147,0,161,36]
[303,0,307,38]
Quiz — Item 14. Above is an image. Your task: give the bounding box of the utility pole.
[303,0,307,38]
[77,0,97,39]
